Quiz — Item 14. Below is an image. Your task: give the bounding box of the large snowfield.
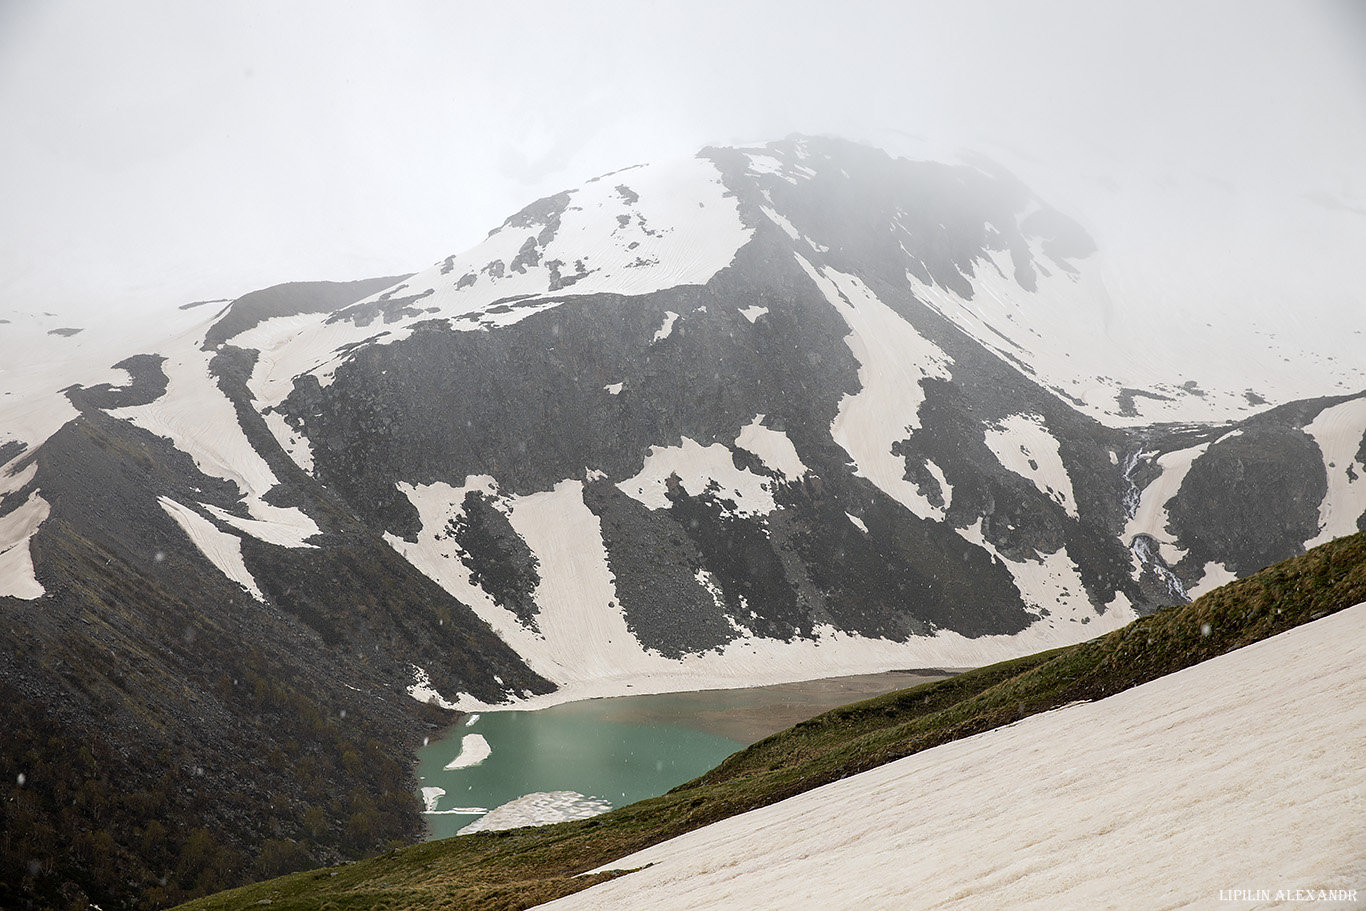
[545,604,1366,911]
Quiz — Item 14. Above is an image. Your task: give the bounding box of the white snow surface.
[202,503,318,548]
[233,312,390,408]
[694,568,727,612]
[617,438,779,516]
[386,475,562,683]
[0,302,219,580]
[157,496,264,600]
[0,301,216,456]
[393,471,1139,711]
[800,255,954,521]
[388,477,650,701]
[898,230,1360,426]
[738,304,768,323]
[443,734,491,771]
[230,155,750,405]
[1188,560,1239,600]
[652,311,679,343]
[552,604,1366,911]
[958,519,1119,627]
[458,791,612,835]
[760,205,802,241]
[1304,396,1366,548]
[743,151,816,185]
[735,415,809,481]
[113,325,320,548]
[1124,439,1220,567]
[615,418,808,517]
[0,489,49,599]
[0,458,35,498]
[983,412,1079,518]
[419,786,446,814]
[261,409,315,473]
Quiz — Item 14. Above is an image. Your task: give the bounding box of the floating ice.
[458,790,612,834]
[444,734,491,770]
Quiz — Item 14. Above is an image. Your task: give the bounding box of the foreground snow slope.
[549,603,1366,911]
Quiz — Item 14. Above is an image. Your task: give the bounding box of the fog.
[1,0,1363,354]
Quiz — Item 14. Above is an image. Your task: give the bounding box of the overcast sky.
[1,0,1364,332]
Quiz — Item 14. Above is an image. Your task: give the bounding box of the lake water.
[415,668,955,839]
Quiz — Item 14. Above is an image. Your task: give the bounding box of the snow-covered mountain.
[2,135,1364,907]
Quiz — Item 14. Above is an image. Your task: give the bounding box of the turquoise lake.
[414,669,955,840]
[415,698,744,839]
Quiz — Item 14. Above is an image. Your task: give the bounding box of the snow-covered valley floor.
[546,604,1366,910]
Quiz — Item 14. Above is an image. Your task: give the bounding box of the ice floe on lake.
[458,791,613,835]
[443,734,491,771]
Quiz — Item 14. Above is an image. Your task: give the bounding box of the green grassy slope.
[176,530,1366,911]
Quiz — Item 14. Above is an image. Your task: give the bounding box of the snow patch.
[760,205,801,240]
[1,457,36,496]
[1124,437,1225,568]
[652,311,679,343]
[0,490,49,599]
[735,415,809,480]
[157,496,264,600]
[605,382,624,396]
[1189,561,1238,599]
[846,512,868,534]
[261,409,315,473]
[236,313,400,406]
[958,519,1106,625]
[617,438,777,516]
[203,503,318,548]
[739,305,768,323]
[798,255,953,520]
[743,151,815,184]
[983,413,1078,518]
[114,337,319,546]
[408,664,461,711]
[1304,396,1366,547]
[386,477,550,704]
[695,568,727,612]
[501,480,636,680]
